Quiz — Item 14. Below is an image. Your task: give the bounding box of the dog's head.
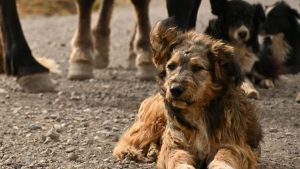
[261,1,300,35]
[151,18,243,109]
[210,0,265,45]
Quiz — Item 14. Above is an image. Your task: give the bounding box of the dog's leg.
[208,146,258,169]
[259,79,274,89]
[157,145,196,169]
[131,0,156,80]
[92,0,114,69]
[113,94,166,161]
[68,0,95,80]
[241,78,260,99]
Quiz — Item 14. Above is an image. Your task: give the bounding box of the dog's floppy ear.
[210,42,243,86]
[253,4,266,24]
[210,0,227,16]
[150,17,182,72]
[290,8,300,19]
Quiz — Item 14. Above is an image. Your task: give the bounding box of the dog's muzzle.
[170,84,185,98]
[234,25,250,42]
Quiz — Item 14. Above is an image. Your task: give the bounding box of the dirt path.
[0,1,299,169]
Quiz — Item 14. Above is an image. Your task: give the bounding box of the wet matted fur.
[114,18,262,169]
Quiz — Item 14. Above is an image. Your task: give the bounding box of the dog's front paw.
[113,144,146,161]
[208,160,235,169]
[259,79,274,89]
[175,164,196,169]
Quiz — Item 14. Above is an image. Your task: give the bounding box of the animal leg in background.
[93,0,114,69]
[0,0,55,92]
[68,0,95,80]
[166,0,202,30]
[131,0,156,80]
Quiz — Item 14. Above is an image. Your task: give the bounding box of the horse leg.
[131,0,156,80]
[166,0,202,30]
[92,0,115,69]
[68,0,95,80]
[0,0,55,92]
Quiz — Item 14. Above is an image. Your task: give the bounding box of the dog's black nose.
[238,31,247,39]
[170,85,185,97]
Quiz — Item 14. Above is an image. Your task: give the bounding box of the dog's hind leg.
[92,0,115,69]
[68,0,95,80]
[113,94,166,161]
[131,0,156,80]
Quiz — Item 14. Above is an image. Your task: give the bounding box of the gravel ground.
[0,0,299,169]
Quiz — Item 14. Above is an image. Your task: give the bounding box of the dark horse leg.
[0,0,55,92]
[93,0,115,69]
[130,0,156,80]
[166,0,202,31]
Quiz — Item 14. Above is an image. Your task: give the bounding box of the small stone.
[46,128,60,141]
[65,147,76,153]
[66,138,73,145]
[41,135,47,142]
[67,153,78,161]
[54,123,66,133]
[29,124,42,130]
[269,128,279,133]
[0,88,8,94]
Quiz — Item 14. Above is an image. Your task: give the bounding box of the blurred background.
[17,0,299,18]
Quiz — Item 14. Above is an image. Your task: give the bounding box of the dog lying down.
[114,18,262,169]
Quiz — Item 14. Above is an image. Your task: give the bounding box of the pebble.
[67,153,78,161]
[269,128,279,133]
[65,147,76,153]
[0,88,8,94]
[29,124,42,130]
[54,123,66,133]
[46,127,60,141]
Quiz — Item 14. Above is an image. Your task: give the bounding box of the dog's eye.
[167,63,177,71]
[191,65,204,72]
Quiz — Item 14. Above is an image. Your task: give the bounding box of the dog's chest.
[193,126,209,160]
[270,34,290,63]
[233,46,258,73]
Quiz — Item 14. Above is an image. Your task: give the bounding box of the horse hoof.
[68,62,93,80]
[17,73,56,93]
[93,51,109,69]
[136,63,156,81]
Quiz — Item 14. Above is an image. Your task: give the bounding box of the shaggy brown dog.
[114,18,262,169]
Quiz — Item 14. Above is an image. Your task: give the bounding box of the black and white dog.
[205,0,272,99]
[260,1,300,75]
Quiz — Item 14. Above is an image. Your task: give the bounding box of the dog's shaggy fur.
[114,18,262,169]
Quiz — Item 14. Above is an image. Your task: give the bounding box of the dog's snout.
[238,31,247,39]
[170,85,185,97]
